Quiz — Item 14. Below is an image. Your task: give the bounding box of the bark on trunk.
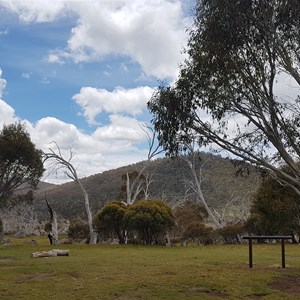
[46,199,58,245]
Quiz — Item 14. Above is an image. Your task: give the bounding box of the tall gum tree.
[148,0,300,195]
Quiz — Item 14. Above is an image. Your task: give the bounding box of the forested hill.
[33,152,261,220]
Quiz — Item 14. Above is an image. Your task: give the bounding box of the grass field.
[1,236,300,299]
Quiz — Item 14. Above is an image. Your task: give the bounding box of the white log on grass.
[31,249,69,258]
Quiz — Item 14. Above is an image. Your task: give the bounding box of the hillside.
[33,152,261,220]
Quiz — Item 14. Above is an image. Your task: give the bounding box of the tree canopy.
[148,0,300,194]
[125,200,174,245]
[246,165,300,239]
[95,201,128,244]
[0,123,44,206]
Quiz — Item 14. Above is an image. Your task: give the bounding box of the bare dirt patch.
[269,275,300,296]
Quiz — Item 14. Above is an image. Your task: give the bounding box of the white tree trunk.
[77,180,97,244]
[183,153,223,229]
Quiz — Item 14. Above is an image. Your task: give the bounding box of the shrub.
[126,199,175,245]
[183,222,215,245]
[217,224,245,244]
[67,218,89,242]
[246,169,300,238]
[95,201,128,244]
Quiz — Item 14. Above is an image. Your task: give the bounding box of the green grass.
[1,237,300,299]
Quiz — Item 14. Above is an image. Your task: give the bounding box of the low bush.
[183,222,215,245]
[67,218,89,242]
[217,224,245,244]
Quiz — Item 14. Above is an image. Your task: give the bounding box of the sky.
[0,0,195,184]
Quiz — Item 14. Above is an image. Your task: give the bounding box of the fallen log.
[52,249,70,256]
[31,249,69,258]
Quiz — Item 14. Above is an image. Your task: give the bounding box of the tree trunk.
[184,155,223,229]
[77,180,97,244]
[165,232,171,247]
[46,199,58,245]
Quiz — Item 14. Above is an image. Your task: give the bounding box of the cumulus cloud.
[0,68,150,183]
[93,114,146,141]
[72,86,154,125]
[57,0,190,78]
[0,0,191,79]
[27,116,149,183]
[0,69,16,128]
[0,0,186,182]
[0,0,66,23]
[0,100,17,128]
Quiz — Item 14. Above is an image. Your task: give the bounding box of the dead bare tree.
[213,195,252,226]
[124,125,163,205]
[43,142,97,244]
[182,145,223,229]
[0,202,39,236]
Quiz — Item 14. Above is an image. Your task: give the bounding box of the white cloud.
[27,116,149,183]
[0,0,66,23]
[72,86,154,125]
[58,0,190,78]
[0,68,7,98]
[93,114,146,141]
[0,70,16,128]
[0,0,191,79]
[0,99,17,128]
[0,68,151,184]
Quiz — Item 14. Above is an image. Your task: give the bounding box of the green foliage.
[217,224,245,244]
[0,122,44,206]
[67,218,89,241]
[183,222,215,245]
[148,0,300,193]
[174,201,207,233]
[126,200,175,245]
[246,172,300,237]
[173,201,215,244]
[95,201,128,244]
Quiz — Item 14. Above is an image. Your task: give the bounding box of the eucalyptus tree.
[0,122,44,206]
[148,0,300,194]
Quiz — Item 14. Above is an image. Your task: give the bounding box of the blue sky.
[0,0,195,183]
